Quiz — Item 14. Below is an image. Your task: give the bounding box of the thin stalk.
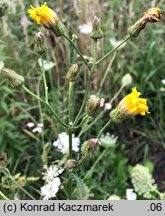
[0,191,9,200]
[22,85,68,128]
[2,169,35,200]
[63,34,90,70]
[68,127,73,200]
[41,57,48,103]
[98,52,116,93]
[109,85,124,104]
[68,81,73,123]
[73,40,97,126]
[97,119,113,139]
[96,35,131,65]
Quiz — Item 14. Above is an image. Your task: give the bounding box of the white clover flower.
[53,132,80,154]
[100,133,118,148]
[161,79,165,85]
[78,22,92,34]
[126,188,137,200]
[41,177,61,200]
[104,102,112,110]
[37,123,43,128]
[26,122,35,128]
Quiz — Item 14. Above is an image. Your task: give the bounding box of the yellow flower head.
[119,87,149,116]
[28,2,58,26]
[110,87,149,123]
[28,2,66,37]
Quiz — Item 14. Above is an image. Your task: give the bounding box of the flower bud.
[65,159,76,169]
[85,95,100,117]
[90,16,103,40]
[2,68,25,88]
[34,32,47,55]
[122,73,132,87]
[0,0,8,17]
[81,138,99,157]
[66,64,78,82]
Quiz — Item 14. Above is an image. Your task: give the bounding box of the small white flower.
[43,165,64,182]
[100,133,117,148]
[78,22,92,34]
[161,79,165,85]
[100,98,105,107]
[32,126,42,133]
[104,102,112,110]
[41,177,61,200]
[126,188,137,200]
[26,122,35,128]
[53,132,80,154]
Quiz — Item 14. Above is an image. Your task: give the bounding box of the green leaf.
[70,173,86,196]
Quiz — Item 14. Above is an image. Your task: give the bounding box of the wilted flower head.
[128,7,161,37]
[110,87,149,123]
[131,164,157,199]
[34,31,47,55]
[85,95,100,117]
[90,16,103,40]
[28,2,66,37]
[81,138,99,157]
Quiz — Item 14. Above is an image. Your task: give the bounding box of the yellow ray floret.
[28,2,57,25]
[119,87,150,116]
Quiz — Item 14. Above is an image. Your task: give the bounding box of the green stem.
[68,81,73,123]
[68,126,73,200]
[22,85,68,128]
[0,191,9,200]
[2,169,35,200]
[96,35,131,65]
[73,40,97,126]
[97,119,113,139]
[98,52,116,93]
[41,57,48,103]
[63,34,90,70]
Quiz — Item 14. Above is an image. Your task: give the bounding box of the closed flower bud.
[28,3,66,37]
[109,87,149,123]
[2,68,25,88]
[90,16,103,40]
[66,64,78,82]
[34,32,47,55]
[65,159,76,169]
[0,0,8,17]
[131,164,157,199]
[122,73,132,87]
[85,95,100,117]
[81,138,99,157]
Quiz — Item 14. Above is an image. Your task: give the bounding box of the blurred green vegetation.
[0,0,165,199]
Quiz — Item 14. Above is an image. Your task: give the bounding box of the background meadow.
[0,0,165,199]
